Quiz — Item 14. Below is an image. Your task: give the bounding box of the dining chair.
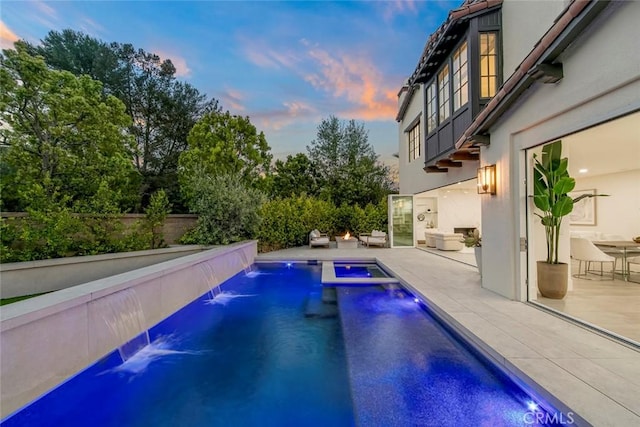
[627,256,640,284]
[570,238,615,280]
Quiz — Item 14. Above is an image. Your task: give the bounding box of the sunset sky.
[1,0,458,162]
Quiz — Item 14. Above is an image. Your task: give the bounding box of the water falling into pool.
[96,288,150,362]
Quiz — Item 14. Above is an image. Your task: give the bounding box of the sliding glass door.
[388,195,414,248]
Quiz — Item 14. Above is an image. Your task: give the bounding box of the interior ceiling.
[564,111,640,178]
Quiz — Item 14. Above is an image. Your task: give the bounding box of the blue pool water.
[334,262,390,279]
[3,263,565,426]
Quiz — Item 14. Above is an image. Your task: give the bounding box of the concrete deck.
[257,245,640,426]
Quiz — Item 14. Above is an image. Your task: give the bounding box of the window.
[452,42,468,111]
[480,33,498,98]
[426,82,437,133]
[438,64,450,122]
[408,122,421,161]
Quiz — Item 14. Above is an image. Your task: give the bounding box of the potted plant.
[532,140,603,298]
[462,229,482,276]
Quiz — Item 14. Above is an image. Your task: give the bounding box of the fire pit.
[336,232,358,249]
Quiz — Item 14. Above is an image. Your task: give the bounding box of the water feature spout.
[199,261,221,300]
[238,251,257,277]
[100,288,150,362]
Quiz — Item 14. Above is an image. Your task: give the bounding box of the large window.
[438,65,450,122]
[426,82,437,133]
[480,33,498,98]
[408,122,421,162]
[452,42,468,111]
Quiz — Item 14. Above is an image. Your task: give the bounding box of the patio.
[256,245,640,426]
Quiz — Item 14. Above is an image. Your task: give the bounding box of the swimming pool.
[2,263,565,426]
[333,262,391,279]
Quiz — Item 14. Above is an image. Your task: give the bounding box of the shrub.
[144,189,171,249]
[0,208,80,262]
[181,172,266,245]
[256,195,335,252]
[255,195,388,252]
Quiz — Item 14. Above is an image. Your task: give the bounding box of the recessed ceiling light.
[579,168,588,173]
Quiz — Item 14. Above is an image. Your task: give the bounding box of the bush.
[256,195,334,252]
[0,210,152,262]
[181,172,266,245]
[144,189,171,249]
[255,195,388,252]
[0,208,80,262]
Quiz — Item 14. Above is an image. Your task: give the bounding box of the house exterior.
[397,0,640,319]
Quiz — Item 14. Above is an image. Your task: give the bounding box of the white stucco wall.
[502,0,568,75]
[398,84,426,194]
[481,1,640,299]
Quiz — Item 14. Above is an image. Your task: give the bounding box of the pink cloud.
[218,87,246,113]
[303,46,397,121]
[240,37,397,122]
[253,101,317,131]
[382,0,419,21]
[242,37,299,69]
[0,21,19,50]
[34,1,57,19]
[30,1,58,28]
[155,50,192,78]
[79,17,104,36]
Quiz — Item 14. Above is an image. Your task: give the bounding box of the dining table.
[593,240,640,281]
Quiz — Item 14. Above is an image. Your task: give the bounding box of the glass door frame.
[388,194,415,248]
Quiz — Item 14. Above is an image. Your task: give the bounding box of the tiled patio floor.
[257,245,640,426]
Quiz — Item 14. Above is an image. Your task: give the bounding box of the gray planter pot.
[474,247,482,276]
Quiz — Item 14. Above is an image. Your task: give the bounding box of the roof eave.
[456,0,611,149]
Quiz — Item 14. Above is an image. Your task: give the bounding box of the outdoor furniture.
[434,232,464,251]
[571,238,615,280]
[337,235,358,249]
[593,240,640,281]
[309,230,330,248]
[359,230,387,248]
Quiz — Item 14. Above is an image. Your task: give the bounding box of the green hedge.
[0,211,152,262]
[256,195,387,252]
[0,190,170,262]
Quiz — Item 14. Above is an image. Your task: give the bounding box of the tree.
[0,45,139,212]
[271,153,320,199]
[307,116,393,207]
[25,30,220,211]
[178,111,272,203]
[17,31,122,97]
[181,171,266,245]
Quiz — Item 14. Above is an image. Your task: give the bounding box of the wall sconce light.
[477,164,496,195]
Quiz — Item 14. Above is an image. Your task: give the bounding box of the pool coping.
[256,247,640,426]
[321,261,399,285]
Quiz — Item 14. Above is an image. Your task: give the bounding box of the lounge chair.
[309,229,330,248]
[359,230,387,247]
